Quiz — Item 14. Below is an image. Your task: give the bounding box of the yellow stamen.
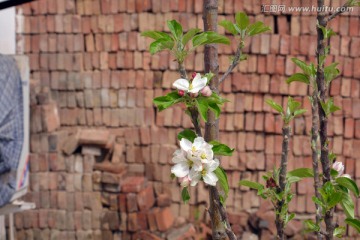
[189,83,193,90]
[201,153,207,159]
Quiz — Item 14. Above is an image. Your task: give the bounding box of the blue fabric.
[0,54,24,207]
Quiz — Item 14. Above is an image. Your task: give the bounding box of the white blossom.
[171,137,219,187]
[173,73,207,94]
[189,158,219,186]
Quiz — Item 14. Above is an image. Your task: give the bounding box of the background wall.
[13,0,360,238]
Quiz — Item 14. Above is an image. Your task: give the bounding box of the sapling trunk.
[203,0,236,239]
[311,89,322,240]
[275,125,290,240]
[316,0,333,239]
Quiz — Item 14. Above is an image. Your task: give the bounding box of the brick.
[121,176,147,193]
[137,184,155,210]
[155,207,174,231]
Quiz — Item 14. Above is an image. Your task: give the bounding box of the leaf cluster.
[265,96,306,125]
[142,20,230,63]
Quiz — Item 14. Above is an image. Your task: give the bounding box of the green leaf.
[182,28,201,46]
[210,141,234,156]
[312,196,324,208]
[239,180,264,190]
[149,38,174,54]
[333,226,346,238]
[247,21,271,36]
[181,187,190,204]
[294,109,307,117]
[286,73,310,85]
[219,20,237,35]
[341,193,355,219]
[214,167,229,197]
[208,102,221,119]
[141,31,172,41]
[345,218,360,233]
[327,191,343,209]
[285,213,295,225]
[291,58,315,76]
[287,96,301,114]
[287,176,302,184]
[287,168,314,178]
[320,98,341,117]
[265,99,283,114]
[192,32,230,48]
[153,91,182,111]
[195,97,209,122]
[336,177,359,197]
[235,12,249,30]
[331,168,339,178]
[204,72,214,83]
[324,62,340,85]
[167,20,183,40]
[304,220,320,233]
[177,129,197,142]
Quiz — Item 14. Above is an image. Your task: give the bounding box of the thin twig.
[189,107,202,137]
[219,43,242,84]
[326,1,351,23]
[177,61,203,137]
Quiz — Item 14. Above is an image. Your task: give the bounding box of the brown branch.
[326,1,351,23]
[178,61,188,79]
[278,126,290,191]
[310,88,323,240]
[203,1,237,240]
[218,43,242,84]
[189,107,202,137]
[317,0,334,239]
[275,125,290,240]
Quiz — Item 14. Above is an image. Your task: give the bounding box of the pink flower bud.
[191,72,197,79]
[180,176,191,187]
[178,90,185,96]
[190,92,199,98]
[201,86,212,97]
[332,162,344,176]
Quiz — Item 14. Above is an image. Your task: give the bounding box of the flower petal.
[171,162,190,178]
[172,153,186,164]
[203,172,218,186]
[207,159,220,172]
[192,137,205,150]
[189,169,201,186]
[342,174,351,179]
[190,76,207,93]
[180,138,192,152]
[173,79,189,91]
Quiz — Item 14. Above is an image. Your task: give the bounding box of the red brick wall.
[15,0,360,238]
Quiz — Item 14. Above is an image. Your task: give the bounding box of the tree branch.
[310,88,323,240]
[275,125,290,240]
[219,43,242,84]
[317,0,334,239]
[203,1,237,239]
[326,1,351,23]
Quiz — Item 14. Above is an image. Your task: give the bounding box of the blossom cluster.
[173,72,212,97]
[171,137,219,187]
[332,161,351,179]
